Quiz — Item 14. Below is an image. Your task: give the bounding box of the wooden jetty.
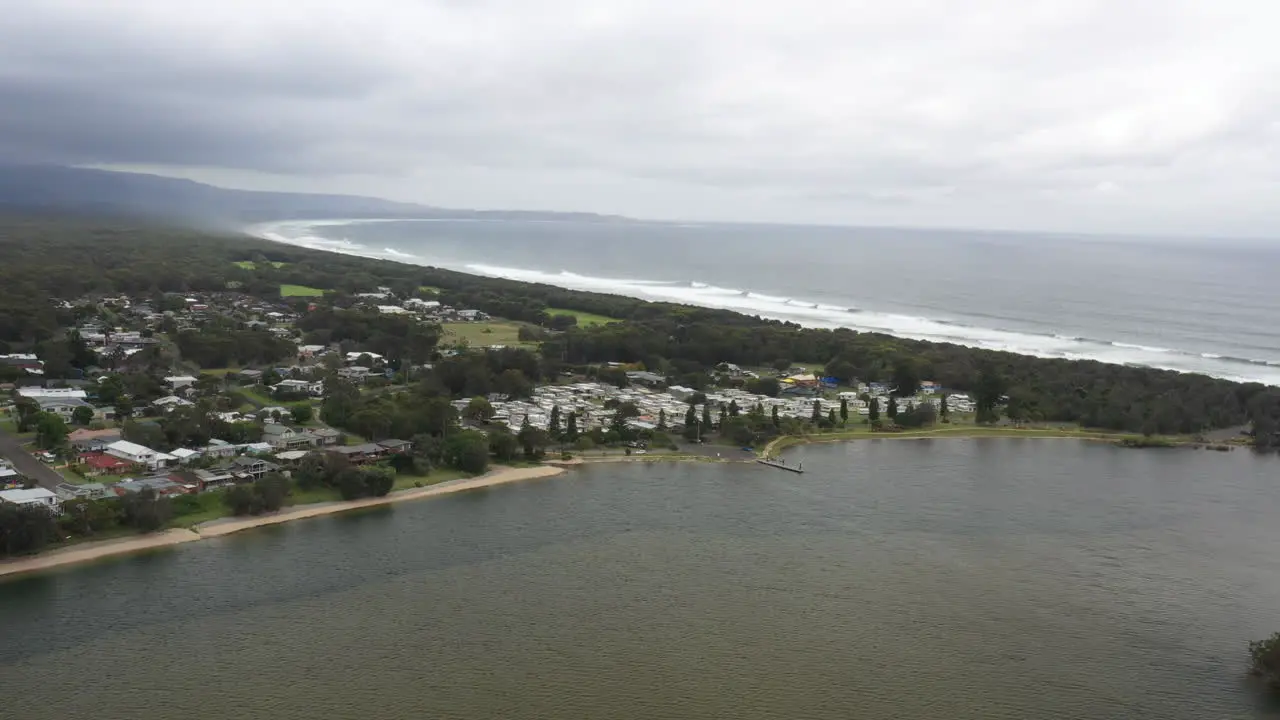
[756,458,804,474]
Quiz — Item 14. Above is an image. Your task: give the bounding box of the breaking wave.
[249,219,1280,385]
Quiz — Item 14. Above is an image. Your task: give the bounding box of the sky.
[3,0,1280,234]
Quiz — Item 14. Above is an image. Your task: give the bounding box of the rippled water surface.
[5,440,1280,719]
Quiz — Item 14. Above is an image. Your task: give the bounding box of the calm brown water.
[4,439,1280,719]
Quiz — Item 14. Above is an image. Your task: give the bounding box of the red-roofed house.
[78,452,134,476]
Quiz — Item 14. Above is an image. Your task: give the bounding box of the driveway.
[0,430,64,490]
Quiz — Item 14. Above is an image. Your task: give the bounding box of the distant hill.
[0,164,628,227]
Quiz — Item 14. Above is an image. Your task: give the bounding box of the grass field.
[233,260,286,270]
[441,321,536,348]
[234,387,275,408]
[200,367,240,376]
[546,307,620,326]
[281,284,326,297]
[418,285,442,295]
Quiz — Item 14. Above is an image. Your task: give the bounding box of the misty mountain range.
[0,164,627,228]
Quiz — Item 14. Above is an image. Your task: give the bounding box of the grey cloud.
[3,0,1280,233]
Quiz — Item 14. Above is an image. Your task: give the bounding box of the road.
[0,429,65,490]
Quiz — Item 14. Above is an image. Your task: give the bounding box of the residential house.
[310,427,343,446]
[402,298,440,311]
[112,475,191,497]
[0,488,60,513]
[345,351,385,365]
[164,375,198,391]
[78,452,134,476]
[376,439,412,455]
[273,379,324,397]
[327,443,385,465]
[200,439,239,459]
[170,448,202,464]
[105,440,166,470]
[68,428,122,452]
[189,467,237,491]
[153,395,195,412]
[34,396,93,422]
[238,369,264,383]
[55,482,110,501]
[0,354,44,372]
[16,387,87,400]
[273,450,312,468]
[261,423,320,450]
[229,456,280,481]
[337,366,371,382]
[0,466,23,489]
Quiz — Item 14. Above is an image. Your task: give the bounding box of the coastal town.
[0,283,974,524]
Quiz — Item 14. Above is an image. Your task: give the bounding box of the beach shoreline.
[0,464,567,580]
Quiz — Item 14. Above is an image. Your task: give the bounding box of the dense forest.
[2,214,1280,447]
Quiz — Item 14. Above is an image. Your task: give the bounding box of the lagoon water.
[5,440,1280,719]
[260,218,1280,384]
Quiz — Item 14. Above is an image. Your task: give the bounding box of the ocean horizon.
[253,217,1280,385]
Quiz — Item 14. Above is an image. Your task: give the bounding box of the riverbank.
[756,425,1223,458]
[0,465,566,580]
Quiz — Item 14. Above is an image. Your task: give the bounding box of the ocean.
[256,218,1280,385]
[5,440,1280,719]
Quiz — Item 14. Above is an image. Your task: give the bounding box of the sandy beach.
[0,464,566,580]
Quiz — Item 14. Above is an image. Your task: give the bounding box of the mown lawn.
[546,307,620,326]
[441,321,536,348]
[281,284,326,297]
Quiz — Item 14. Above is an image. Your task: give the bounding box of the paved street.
[0,429,64,490]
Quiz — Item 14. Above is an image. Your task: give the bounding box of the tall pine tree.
[548,405,562,439]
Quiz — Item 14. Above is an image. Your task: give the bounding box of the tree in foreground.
[1250,632,1280,691]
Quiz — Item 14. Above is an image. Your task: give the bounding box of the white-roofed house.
[0,487,60,514]
[105,440,165,470]
[17,387,88,400]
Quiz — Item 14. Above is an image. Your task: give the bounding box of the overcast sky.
[3,1,1280,234]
